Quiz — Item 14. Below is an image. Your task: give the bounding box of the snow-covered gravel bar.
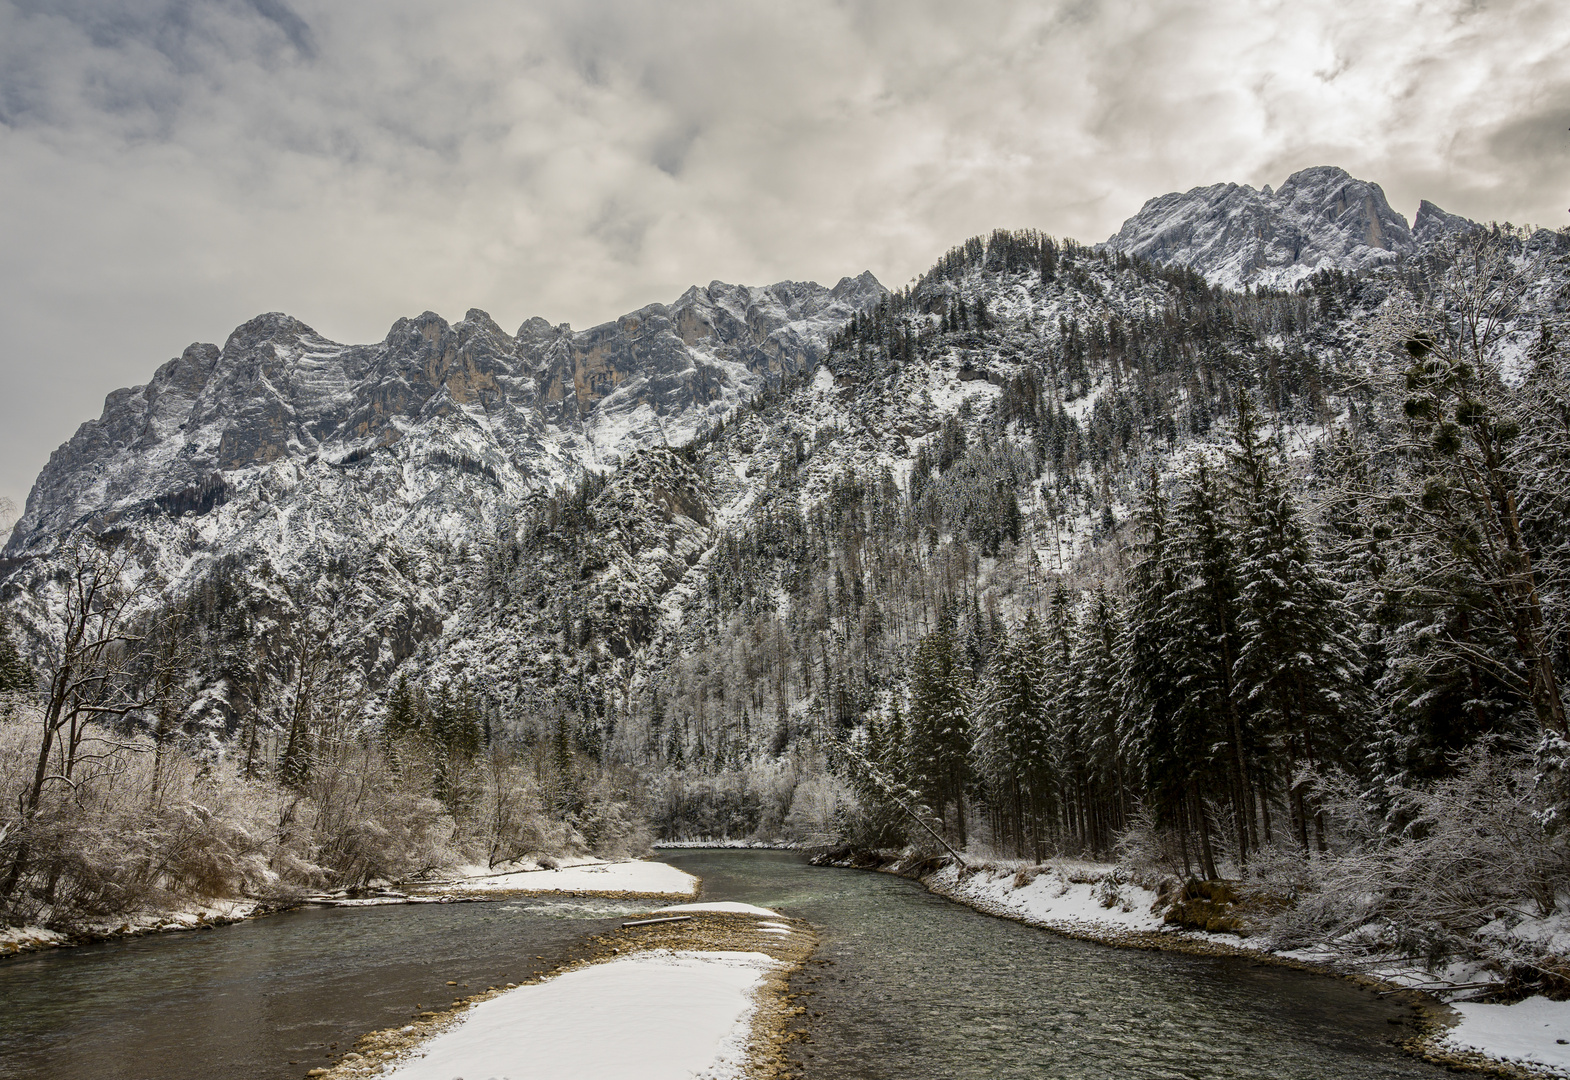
[381,949,781,1080]
[321,900,816,1080]
[417,858,699,900]
[1437,997,1570,1078]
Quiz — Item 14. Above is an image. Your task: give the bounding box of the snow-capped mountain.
[6,166,1553,748]
[5,273,886,557]
[1102,165,1477,288]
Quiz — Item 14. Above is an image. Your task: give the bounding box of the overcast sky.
[1,0,1566,525]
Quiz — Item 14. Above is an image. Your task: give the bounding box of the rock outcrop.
[1102,165,1476,289]
[6,274,884,556]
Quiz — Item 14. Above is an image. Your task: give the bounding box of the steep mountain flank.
[6,274,884,557]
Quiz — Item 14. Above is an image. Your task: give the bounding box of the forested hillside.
[3,210,1568,967]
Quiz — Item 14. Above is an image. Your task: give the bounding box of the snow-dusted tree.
[972,612,1054,858]
[2,535,158,903]
[0,613,30,701]
[1075,583,1128,838]
[1382,231,1568,740]
[1229,395,1369,851]
[907,625,972,846]
[1120,466,1219,878]
[1163,458,1253,868]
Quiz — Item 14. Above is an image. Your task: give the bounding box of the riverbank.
[0,896,267,956]
[0,857,698,958]
[842,851,1570,1080]
[314,901,816,1080]
[404,856,699,901]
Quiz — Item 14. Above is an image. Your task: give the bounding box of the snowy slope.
[1102,165,1472,289]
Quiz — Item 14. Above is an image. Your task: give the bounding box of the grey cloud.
[245,0,315,57]
[1,0,1567,516]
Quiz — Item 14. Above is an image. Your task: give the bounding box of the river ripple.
[665,850,1450,1080]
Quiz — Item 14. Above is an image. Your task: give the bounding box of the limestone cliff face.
[6,274,884,555]
[1102,165,1476,289]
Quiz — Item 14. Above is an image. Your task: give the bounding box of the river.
[665,850,1445,1079]
[1,852,1449,1079]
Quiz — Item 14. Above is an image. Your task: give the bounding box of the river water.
[663,850,1447,1080]
[0,852,1449,1079]
[0,896,642,1080]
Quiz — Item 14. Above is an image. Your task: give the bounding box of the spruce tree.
[971,614,1054,858]
[0,614,30,699]
[1163,459,1249,870]
[908,626,971,846]
[1229,397,1367,850]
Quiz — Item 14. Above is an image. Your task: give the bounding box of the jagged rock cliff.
[1102,165,1476,288]
[5,273,885,556]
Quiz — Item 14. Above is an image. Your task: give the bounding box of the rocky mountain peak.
[1103,165,1473,288]
[5,274,882,557]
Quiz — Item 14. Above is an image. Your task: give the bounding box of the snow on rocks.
[1,898,261,953]
[1434,997,1570,1079]
[414,859,699,900]
[0,925,67,955]
[927,860,1165,935]
[377,950,779,1080]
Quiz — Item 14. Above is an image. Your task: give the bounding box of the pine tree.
[1120,466,1215,876]
[1229,396,1367,851]
[0,614,30,699]
[908,626,971,846]
[1163,459,1250,871]
[971,613,1054,858]
[1075,584,1127,840]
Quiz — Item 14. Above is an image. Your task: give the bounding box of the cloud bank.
[2,0,1566,515]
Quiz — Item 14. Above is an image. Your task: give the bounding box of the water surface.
[0,899,635,1080]
[665,850,1446,1080]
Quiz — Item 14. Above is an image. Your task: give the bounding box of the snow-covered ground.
[0,898,258,954]
[1439,997,1570,1077]
[419,858,698,899]
[381,949,780,1080]
[928,861,1165,934]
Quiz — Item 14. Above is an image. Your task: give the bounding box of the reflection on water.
[0,900,617,1080]
[665,850,1448,1080]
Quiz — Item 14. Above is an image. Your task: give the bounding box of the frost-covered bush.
[1258,748,1570,960]
[1114,804,1189,879]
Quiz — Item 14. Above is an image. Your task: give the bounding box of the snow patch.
[383,950,779,1080]
[1439,997,1570,1077]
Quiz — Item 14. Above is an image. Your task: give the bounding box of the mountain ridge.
[5,273,886,557]
[1101,164,1478,289]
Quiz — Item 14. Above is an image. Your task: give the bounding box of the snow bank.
[656,901,783,918]
[383,950,779,1080]
[0,925,66,954]
[1439,996,1570,1077]
[930,862,1164,934]
[926,858,1570,1077]
[1,898,259,953]
[431,859,698,898]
